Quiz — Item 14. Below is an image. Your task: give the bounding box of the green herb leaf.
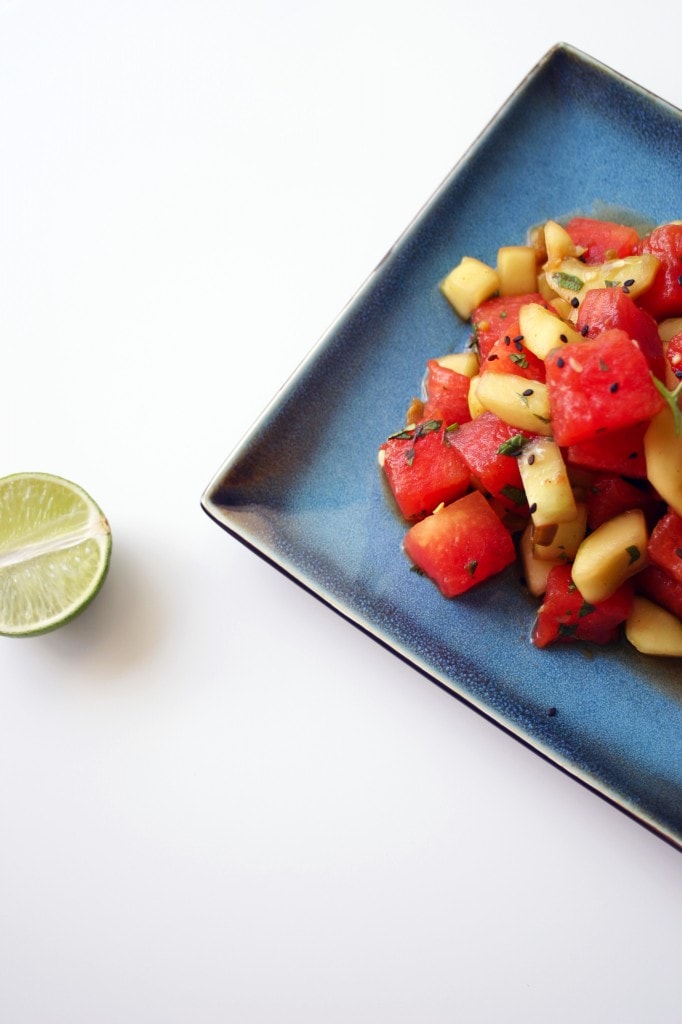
[388,428,415,441]
[552,271,583,292]
[578,601,596,618]
[497,434,528,457]
[500,484,526,507]
[509,352,529,369]
[626,545,641,565]
[605,279,618,288]
[599,358,610,371]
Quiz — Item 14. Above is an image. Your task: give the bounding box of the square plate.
[202,43,682,850]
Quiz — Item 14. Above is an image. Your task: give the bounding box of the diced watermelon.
[381,419,471,520]
[564,216,639,263]
[648,508,682,585]
[403,490,515,598]
[423,360,472,426]
[576,287,666,380]
[545,329,664,446]
[533,564,634,648]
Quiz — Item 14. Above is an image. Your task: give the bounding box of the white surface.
[0,3,680,1022]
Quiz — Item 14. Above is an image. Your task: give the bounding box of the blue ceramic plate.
[202,43,682,850]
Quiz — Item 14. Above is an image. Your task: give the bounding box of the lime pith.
[0,473,111,637]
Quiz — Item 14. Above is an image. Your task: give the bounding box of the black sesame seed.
[547,707,557,717]
[623,286,630,295]
[610,382,619,393]
[556,356,565,368]
[623,278,635,287]
[581,324,589,337]
[675,369,682,379]
[559,333,568,343]
[678,275,682,287]
[528,453,535,465]
[522,388,534,396]
[513,334,524,343]
[514,339,523,352]
[571,297,580,308]
[487,354,499,361]
[504,335,511,345]
[529,502,537,514]
[628,451,638,459]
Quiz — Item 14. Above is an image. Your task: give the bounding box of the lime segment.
[0,473,111,636]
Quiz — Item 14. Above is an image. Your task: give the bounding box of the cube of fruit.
[403,490,515,598]
[475,372,552,435]
[644,406,682,518]
[518,302,583,360]
[625,596,682,656]
[496,246,537,296]
[517,438,578,531]
[571,508,649,604]
[380,419,470,520]
[440,257,499,319]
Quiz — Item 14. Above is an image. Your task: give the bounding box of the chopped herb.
[410,564,425,575]
[497,434,528,457]
[499,310,508,319]
[599,358,610,371]
[500,484,526,506]
[466,560,478,577]
[445,422,459,432]
[391,418,442,466]
[552,271,583,292]
[533,413,551,424]
[626,545,641,565]
[509,352,529,369]
[558,623,577,638]
[567,580,577,593]
[578,601,596,618]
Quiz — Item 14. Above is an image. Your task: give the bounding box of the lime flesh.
[0,473,111,636]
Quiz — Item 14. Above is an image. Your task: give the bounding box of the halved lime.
[0,472,111,637]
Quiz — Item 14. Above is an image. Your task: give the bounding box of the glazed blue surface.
[203,44,682,849]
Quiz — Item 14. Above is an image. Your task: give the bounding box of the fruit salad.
[379,215,682,655]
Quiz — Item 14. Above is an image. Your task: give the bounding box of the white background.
[0,3,680,1022]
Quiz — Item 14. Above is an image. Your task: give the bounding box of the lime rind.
[0,473,112,637]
